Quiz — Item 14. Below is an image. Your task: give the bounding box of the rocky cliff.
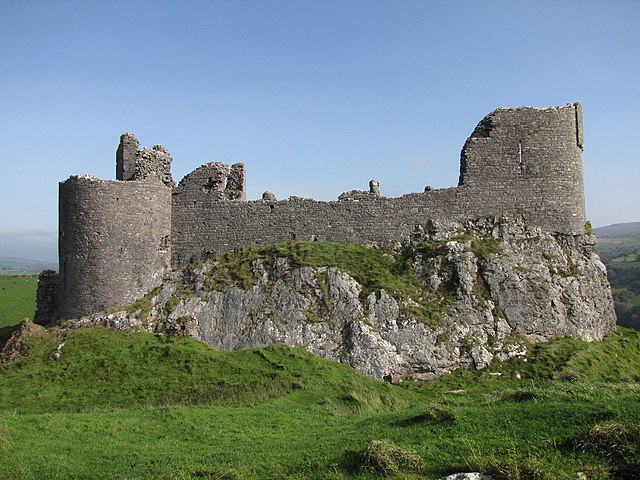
[74,217,616,380]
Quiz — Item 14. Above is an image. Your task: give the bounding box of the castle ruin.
[48,103,586,320]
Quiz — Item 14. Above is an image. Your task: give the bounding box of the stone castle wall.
[52,103,586,319]
[172,104,585,267]
[34,270,59,325]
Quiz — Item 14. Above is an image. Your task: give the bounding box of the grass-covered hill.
[1,323,639,479]
[595,222,640,330]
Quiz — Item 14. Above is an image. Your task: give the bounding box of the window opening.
[518,140,523,166]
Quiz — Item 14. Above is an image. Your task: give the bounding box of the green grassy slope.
[0,327,412,414]
[1,240,638,478]
[1,326,639,479]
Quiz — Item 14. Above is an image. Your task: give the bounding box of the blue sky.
[1,0,638,234]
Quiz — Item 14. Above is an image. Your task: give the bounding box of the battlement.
[53,103,586,319]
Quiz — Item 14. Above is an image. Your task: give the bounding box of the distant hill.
[0,256,57,274]
[594,221,640,237]
[594,222,640,331]
[594,222,640,264]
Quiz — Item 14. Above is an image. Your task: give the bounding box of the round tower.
[58,175,172,319]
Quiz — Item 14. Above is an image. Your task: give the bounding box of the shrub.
[585,221,593,235]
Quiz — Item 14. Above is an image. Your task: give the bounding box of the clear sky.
[1,0,638,233]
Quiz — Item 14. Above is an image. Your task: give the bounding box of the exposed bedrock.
[74,217,616,380]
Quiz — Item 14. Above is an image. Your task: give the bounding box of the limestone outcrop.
[73,217,616,380]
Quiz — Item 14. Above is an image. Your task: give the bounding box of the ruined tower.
[57,135,174,319]
[458,103,585,234]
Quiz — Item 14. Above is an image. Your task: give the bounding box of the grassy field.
[1,325,639,479]
[0,274,37,330]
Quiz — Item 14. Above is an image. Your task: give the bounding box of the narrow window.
[518,140,523,166]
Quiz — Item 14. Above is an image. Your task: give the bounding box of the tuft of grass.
[414,235,503,261]
[469,453,554,480]
[575,423,640,466]
[203,248,266,292]
[473,273,492,305]
[585,220,593,235]
[358,440,426,476]
[106,286,162,326]
[470,236,503,259]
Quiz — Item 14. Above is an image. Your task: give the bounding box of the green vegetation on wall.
[193,241,462,325]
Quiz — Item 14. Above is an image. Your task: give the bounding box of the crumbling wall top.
[116,133,174,187]
[116,133,139,181]
[134,145,174,187]
[174,161,246,201]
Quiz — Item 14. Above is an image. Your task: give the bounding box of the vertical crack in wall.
[225,163,246,200]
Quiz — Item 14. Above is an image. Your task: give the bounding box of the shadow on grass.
[393,405,456,427]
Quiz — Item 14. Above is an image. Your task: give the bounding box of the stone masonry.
[45,103,587,320]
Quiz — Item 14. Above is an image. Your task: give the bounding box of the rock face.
[74,217,616,380]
